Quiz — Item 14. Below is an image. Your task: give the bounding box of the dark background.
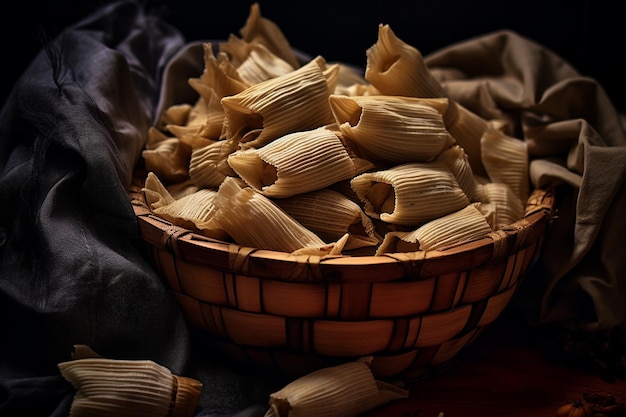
[2,0,625,113]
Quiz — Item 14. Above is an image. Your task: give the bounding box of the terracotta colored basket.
[128,169,555,380]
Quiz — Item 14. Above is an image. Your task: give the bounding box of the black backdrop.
[2,0,625,113]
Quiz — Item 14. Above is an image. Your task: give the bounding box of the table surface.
[363,310,626,417]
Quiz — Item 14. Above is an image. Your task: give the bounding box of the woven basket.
[128,169,555,380]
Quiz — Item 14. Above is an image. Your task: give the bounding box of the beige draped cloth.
[423,30,626,332]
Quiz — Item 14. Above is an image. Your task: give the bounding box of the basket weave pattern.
[129,171,555,380]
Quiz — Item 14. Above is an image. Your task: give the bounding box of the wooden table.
[364,310,626,417]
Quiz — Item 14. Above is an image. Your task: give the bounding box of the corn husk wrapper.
[186,45,245,152]
[152,188,217,227]
[273,188,381,250]
[166,180,200,200]
[220,56,337,151]
[436,144,477,201]
[440,102,489,177]
[263,357,408,417]
[290,233,349,257]
[239,2,300,70]
[204,177,344,255]
[142,127,190,184]
[332,63,378,96]
[143,171,176,210]
[328,179,362,204]
[364,24,446,99]
[183,98,210,130]
[351,161,469,226]
[185,83,227,140]
[330,95,453,164]
[157,103,191,130]
[58,345,202,417]
[481,126,530,202]
[193,43,248,98]
[220,37,296,85]
[164,126,212,156]
[188,139,228,189]
[228,126,369,198]
[151,186,228,240]
[482,182,525,228]
[162,96,214,140]
[472,178,490,203]
[376,203,493,254]
[476,201,498,230]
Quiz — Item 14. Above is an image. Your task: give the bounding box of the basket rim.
[128,169,556,282]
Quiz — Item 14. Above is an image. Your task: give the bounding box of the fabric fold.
[425,29,626,330]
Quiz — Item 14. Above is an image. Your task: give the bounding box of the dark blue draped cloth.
[0,2,277,416]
